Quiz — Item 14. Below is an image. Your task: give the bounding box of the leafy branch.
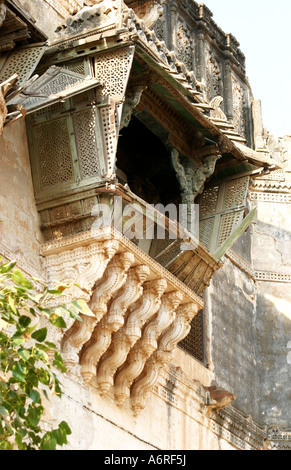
[0,258,93,450]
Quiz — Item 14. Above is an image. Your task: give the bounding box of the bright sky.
[203,0,291,138]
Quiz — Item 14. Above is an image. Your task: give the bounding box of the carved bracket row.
[43,231,202,414]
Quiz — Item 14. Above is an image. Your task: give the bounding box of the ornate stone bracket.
[171,147,222,199]
[131,302,198,414]
[209,96,227,121]
[114,290,183,405]
[42,228,204,412]
[46,239,119,366]
[120,83,146,130]
[171,147,221,230]
[80,263,150,383]
[63,251,134,369]
[96,279,168,394]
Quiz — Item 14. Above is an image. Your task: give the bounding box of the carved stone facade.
[0,0,290,451]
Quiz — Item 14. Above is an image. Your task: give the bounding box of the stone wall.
[207,255,260,420]
[0,120,43,277]
[250,168,291,429]
[207,164,291,431]
[42,354,264,450]
[20,0,67,42]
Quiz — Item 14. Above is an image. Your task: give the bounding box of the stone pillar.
[223,58,234,122]
[252,99,267,152]
[196,31,206,84]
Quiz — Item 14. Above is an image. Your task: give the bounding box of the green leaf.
[0,406,9,418]
[15,428,27,449]
[31,328,47,343]
[12,336,25,347]
[0,319,8,331]
[40,432,57,450]
[35,342,50,352]
[53,352,67,373]
[8,295,17,314]
[12,362,26,382]
[18,348,31,361]
[50,421,71,446]
[71,299,94,317]
[38,369,50,386]
[11,269,33,289]
[45,341,57,349]
[19,315,32,328]
[27,405,43,427]
[29,390,41,404]
[49,314,67,329]
[0,261,17,273]
[59,420,71,435]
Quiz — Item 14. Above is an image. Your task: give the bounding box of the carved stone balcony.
[42,226,205,413]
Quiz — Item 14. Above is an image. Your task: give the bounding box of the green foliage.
[0,258,90,450]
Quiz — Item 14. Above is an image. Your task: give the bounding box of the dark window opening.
[116,116,181,206]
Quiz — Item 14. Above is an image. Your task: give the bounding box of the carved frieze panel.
[231,73,247,138]
[176,18,193,72]
[204,43,223,102]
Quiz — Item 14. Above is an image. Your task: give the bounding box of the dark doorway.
[116,116,180,206]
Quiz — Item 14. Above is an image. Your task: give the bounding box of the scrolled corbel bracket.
[78,262,147,387]
[113,290,183,405]
[131,302,199,414]
[96,278,168,394]
[120,83,147,130]
[61,251,134,371]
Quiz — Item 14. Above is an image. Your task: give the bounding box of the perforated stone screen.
[199,176,250,254]
[27,89,104,198]
[179,309,204,363]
